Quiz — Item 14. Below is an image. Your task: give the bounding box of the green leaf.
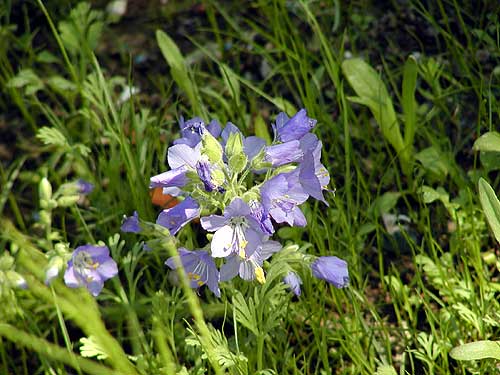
[7,69,44,95]
[36,50,60,64]
[254,114,272,145]
[342,58,404,155]
[220,64,240,106]
[415,146,450,179]
[36,127,70,148]
[47,76,76,93]
[342,58,410,174]
[450,340,500,361]
[402,55,417,148]
[369,192,401,218]
[58,2,103,53]
[478,178,500,244]
[271,97,296,116]
[156,29,201,114]
[473,132,500,153]
[375,365,398,375]
[79,336,109,360]
[420,185,449,205]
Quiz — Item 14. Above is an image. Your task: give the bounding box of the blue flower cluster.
[124,109,349,297]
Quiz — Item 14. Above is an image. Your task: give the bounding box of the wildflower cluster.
[134,109,349,297]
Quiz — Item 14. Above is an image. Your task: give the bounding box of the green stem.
[164,239,223,375]
[257,334,265,371]
[0,324,123,375]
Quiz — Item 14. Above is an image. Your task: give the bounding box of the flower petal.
[211,225,235,257]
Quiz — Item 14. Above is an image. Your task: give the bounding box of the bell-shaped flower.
[121,211,141,233]
[220,240,281,283]
[76,179,94,195]
[174,117,221,147]
[260,172,308,227]
[150,143,202,189]
[166,248,220,297]
[221,122,266,162]
[272,109,317,142]
[297,133,330,204]
[264,141,303,167]
[201,198,265,258]
[64,245,118,297]
[249,200,274,235]
[156,197,200,235]
[311,256,349,288]
[283,271,302,296]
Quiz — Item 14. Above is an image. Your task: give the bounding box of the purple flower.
[150,165,190,189]
[150,143,201,189]
[201,198,265,258]
[298,134,330,204]
[273,109,317,142]
[220,122,241,145]
[64,245,118,297]
[174,117,222,147]
[243,136,266,161]
[195,159,224,192]
[220,240,281,283]
[260,172,308,226]
[221,122,266,161]
[283,272,302,296]
[166,248,220,297]
[311,256,349,288]
[121,211,141,233]
[249,200,274,235]
[77,179,94,195]
[156,197,200,235]
[264,141,303,167]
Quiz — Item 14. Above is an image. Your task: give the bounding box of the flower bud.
[39,210,52,227]
[202,132,223,164]
[45,256,64,285]
[6,270,27,289]
[39,177,53,201]
[57,195,80,207]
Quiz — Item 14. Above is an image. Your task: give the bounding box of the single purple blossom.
[174,117,221,147]
[283,272,302,296]
[156,197,200,235]
[220,122,266,161]
[273,109,317,142]
[150,143,201,189]
[311,256,349,288]
[264,141,303,167]
[150,166,190,189]
[121,211,141,233]
[243,136,266,161]
[201,198,265,258]
[297,133,330,204]
[249,200,274,235]
[220,122,241,145]
[166,248,220,297]
[64,245,118,297]
[260,172,308,226]
[77,179,94,195]
[220,240,281,282]
[195,159,224,192]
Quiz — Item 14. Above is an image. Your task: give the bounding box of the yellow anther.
[197,281,204,286]
[255,267,266,284]
[239,248,246,258]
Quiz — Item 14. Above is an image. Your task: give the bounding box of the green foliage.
[478,178,500,244]
[3,0,500,374]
